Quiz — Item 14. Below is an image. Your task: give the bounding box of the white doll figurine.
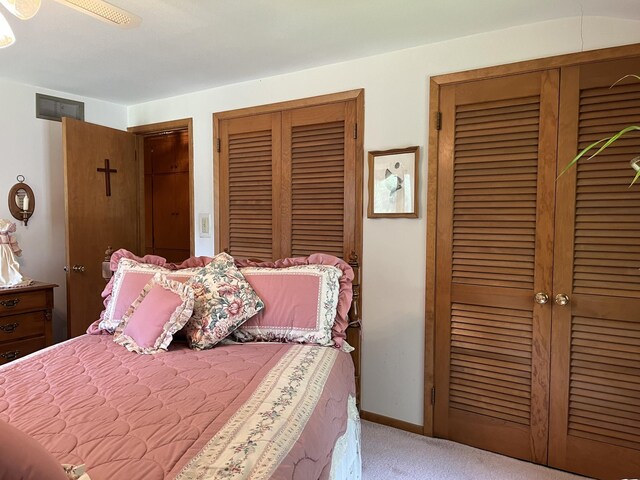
[0,219,29,287]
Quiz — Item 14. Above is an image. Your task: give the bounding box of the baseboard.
[360,410,423,435]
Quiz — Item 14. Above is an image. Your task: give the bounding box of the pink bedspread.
[0,335,355,479]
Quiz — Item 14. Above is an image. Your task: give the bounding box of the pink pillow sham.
[88,249,212,335]
[233,254,354,348]
[114,274,194,354]
[97,258,201,333]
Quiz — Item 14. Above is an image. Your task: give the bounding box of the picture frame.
[367,146,419,218]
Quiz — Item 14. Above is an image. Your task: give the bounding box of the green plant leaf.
[631,169,640,187]
[559,125,640,179]
[586,125,640,159]
[558,137,608,178]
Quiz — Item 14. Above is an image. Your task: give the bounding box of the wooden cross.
[97,159,117,196]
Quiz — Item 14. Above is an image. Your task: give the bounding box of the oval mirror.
[8,182,35,226]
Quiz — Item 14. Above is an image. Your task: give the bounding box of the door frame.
[425,42,640,437]
[128,118,195,257]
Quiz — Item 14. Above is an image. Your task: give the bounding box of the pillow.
[114,274,194,354]
[88,249,169,335]
[97,258,201,333]
[232,263,343,347]
[233,254,354,348]
[183,252,264,350]
[0,419,70,480]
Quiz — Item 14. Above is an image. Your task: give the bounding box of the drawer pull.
[1,351,20,361]
[0,323,18,333]
[0,298,20,309]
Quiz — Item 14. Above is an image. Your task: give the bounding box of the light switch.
[199,213,211,238]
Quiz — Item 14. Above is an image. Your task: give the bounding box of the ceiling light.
[53,0,140,28]
[0,11,15,48]
[0,0,41,20]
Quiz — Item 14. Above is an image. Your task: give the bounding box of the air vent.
[36,93,84,122]
[54,0,141,28]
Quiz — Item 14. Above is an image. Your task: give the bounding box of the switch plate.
[199,213,211,238]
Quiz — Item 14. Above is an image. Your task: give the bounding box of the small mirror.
[8,178,35,226]
[14,189,28,211]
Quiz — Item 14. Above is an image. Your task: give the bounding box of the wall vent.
[36,93,84,122]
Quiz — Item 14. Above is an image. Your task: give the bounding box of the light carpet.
[361,420,589,480]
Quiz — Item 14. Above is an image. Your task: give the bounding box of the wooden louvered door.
[434,71,560,462]
[218,112,282,259]
[217,97,359,262]
[281,102,357,258]
[549,57,640,480]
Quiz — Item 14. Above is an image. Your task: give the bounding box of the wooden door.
[144,131,190,261]
[434,71,559,463]
[549,57,640,480]
[282,102,357,259]
[152,172,190,260]
[218,112,282,260]
[63,118,139,338]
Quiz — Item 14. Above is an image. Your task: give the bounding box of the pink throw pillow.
[114,274,194,354]
[232,254,354,348]
[0,419,69,480]
[97,258,200,334]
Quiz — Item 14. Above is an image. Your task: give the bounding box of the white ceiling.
[0,0,639,105]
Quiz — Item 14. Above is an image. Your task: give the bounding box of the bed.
[0,252,361,480]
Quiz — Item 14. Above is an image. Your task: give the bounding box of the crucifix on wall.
[97,159,117,196]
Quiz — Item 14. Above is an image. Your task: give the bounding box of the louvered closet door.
[434,71,559,463]
[549,58,640,480]
[219,113,282,259]
[281,102,357,258]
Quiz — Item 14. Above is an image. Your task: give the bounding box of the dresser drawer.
[0,290,48,316]
[0,337,45,365]
[0,311,45,342]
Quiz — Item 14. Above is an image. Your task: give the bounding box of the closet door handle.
[534,292,549,304]
[555,293,570,306]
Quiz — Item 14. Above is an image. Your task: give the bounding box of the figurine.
[0,219,30,287]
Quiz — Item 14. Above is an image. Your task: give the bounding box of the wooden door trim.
[425,42,640,441]
[128,118,195,256]
[214,89,364,121]
[423,78,440,437]
[432,43,640,85]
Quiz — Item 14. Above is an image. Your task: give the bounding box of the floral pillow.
[183,253,264,350]
[113,274,194,354]
[97,258,201,333]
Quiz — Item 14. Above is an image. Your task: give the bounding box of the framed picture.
[367,146,419,218]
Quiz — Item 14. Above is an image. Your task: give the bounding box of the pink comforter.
[0,336,355,479]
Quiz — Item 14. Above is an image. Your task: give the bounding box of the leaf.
[558,137,608,178]
[585,125,640,159]
[558,125,640,179]
[611,74,640,88]
[631,169,640,187]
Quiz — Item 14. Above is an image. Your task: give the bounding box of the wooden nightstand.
[0,282,56,365]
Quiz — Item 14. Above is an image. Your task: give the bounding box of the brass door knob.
[534,292,549,304]
[555,293,570,306]
[72,265,86,273]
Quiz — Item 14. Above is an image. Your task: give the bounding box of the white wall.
[128,16,640,426]
[0,80,127,341]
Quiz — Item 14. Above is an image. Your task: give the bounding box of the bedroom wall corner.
[0,79,127,342]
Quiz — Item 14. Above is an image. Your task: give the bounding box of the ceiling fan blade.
[53,0,140,28]
[0,0,41,20]
[0,10,15,48]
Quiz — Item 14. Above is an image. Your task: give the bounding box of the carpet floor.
[361,420,589,480]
